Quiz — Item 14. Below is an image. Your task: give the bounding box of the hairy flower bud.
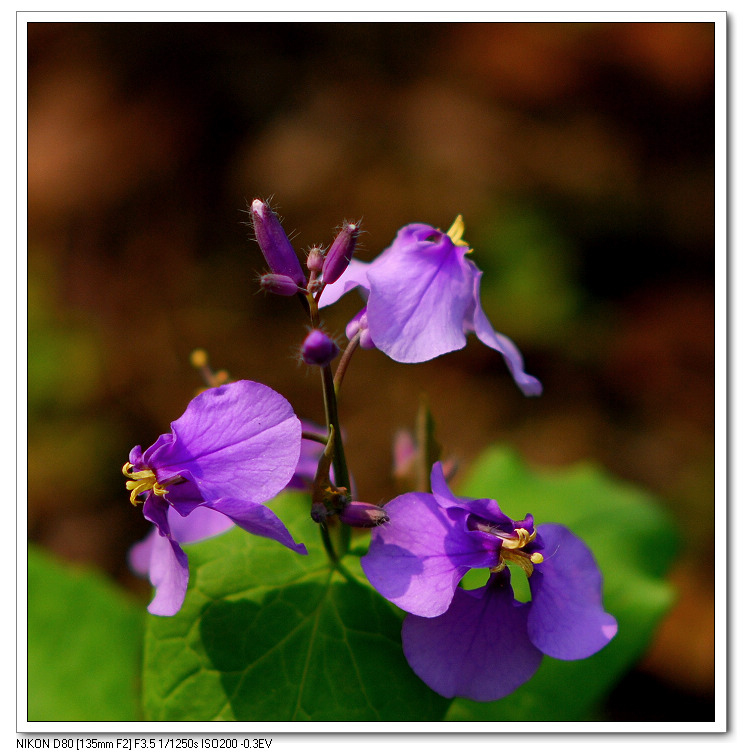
[250,199,307,287]
[339,501,390,528]
[346,308,376,350]
[260,273,301,297]
[322,220,361,284]
[301,329,340,367]
[306,246,325,273]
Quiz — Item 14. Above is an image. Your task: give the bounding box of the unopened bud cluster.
[251,198,361,296]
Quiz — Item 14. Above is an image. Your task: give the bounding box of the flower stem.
[305,284,353,561]
[302,430,329,445]
[334,332,361,395]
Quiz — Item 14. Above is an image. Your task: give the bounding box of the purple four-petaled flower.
[320,219,542,396]
[361,462,617,701]
[124,380,307,616]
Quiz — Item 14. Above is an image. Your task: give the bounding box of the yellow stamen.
[500,526,537,550]
[489,527,542,578]
[446,215,471,249]
[122,462,168,505]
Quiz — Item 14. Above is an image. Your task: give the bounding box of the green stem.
[305,281,353,562]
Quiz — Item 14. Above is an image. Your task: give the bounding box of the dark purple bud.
[301,329,340,367]
[306,246,325,273]
[339,501,390,528]
[322,220,361,284]
[260,273,301,296]
[250,199,307,287]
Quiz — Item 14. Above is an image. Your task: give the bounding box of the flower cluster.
[124,200,615,706]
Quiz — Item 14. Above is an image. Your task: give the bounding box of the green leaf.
[445,447,679,721]
[27,545,144,721]
[142,493,449,721]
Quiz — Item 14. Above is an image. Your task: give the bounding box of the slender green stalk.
[305,283,354,562]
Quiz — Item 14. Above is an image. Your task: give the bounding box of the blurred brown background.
[27,21,716,720]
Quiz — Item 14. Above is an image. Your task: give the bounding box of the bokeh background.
[27,21,716,721]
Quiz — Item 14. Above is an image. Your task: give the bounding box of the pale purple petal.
[467,268,543,396]
[129,507,233,579]
[287,420,325,490]
[365,226,474,362]
[145,380,301,505]
[128,527,157,578]
[204,498,308,555]
[402,572,543,701]
[361,492,493,618]
[146,533,190,617]
[527,523,618,660]
[168,504,234,544]
[318,259,370,307]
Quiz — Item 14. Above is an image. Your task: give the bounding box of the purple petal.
[430,462,513,527]
[466,268,543,396]
[527,523,617,660]
[365,225,474,362]
[144,380,301,505]
[361,492,493,618]
[204,498,308,555]
[145,533,190,617]
[142,493,170,538]
[402,572,543,701]
[161,472,207,517]
[318,258,370,307]
[128,444,146,468]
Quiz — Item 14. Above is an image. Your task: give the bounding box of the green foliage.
[475,206,580,344]
[142,493,449,721]
[446,447,679,722]
[27,545,144,721]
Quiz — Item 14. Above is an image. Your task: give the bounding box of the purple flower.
[361,463,617,701]
[319,218,542,396]
[123,380,307,616]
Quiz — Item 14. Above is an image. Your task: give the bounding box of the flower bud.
[301,329,340,367]
[260,273,300,297]
[250,199,307,286]
[339,501,390,528]
[346,308,376,350]
[322,220,361,284]
[306,246,325,273]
